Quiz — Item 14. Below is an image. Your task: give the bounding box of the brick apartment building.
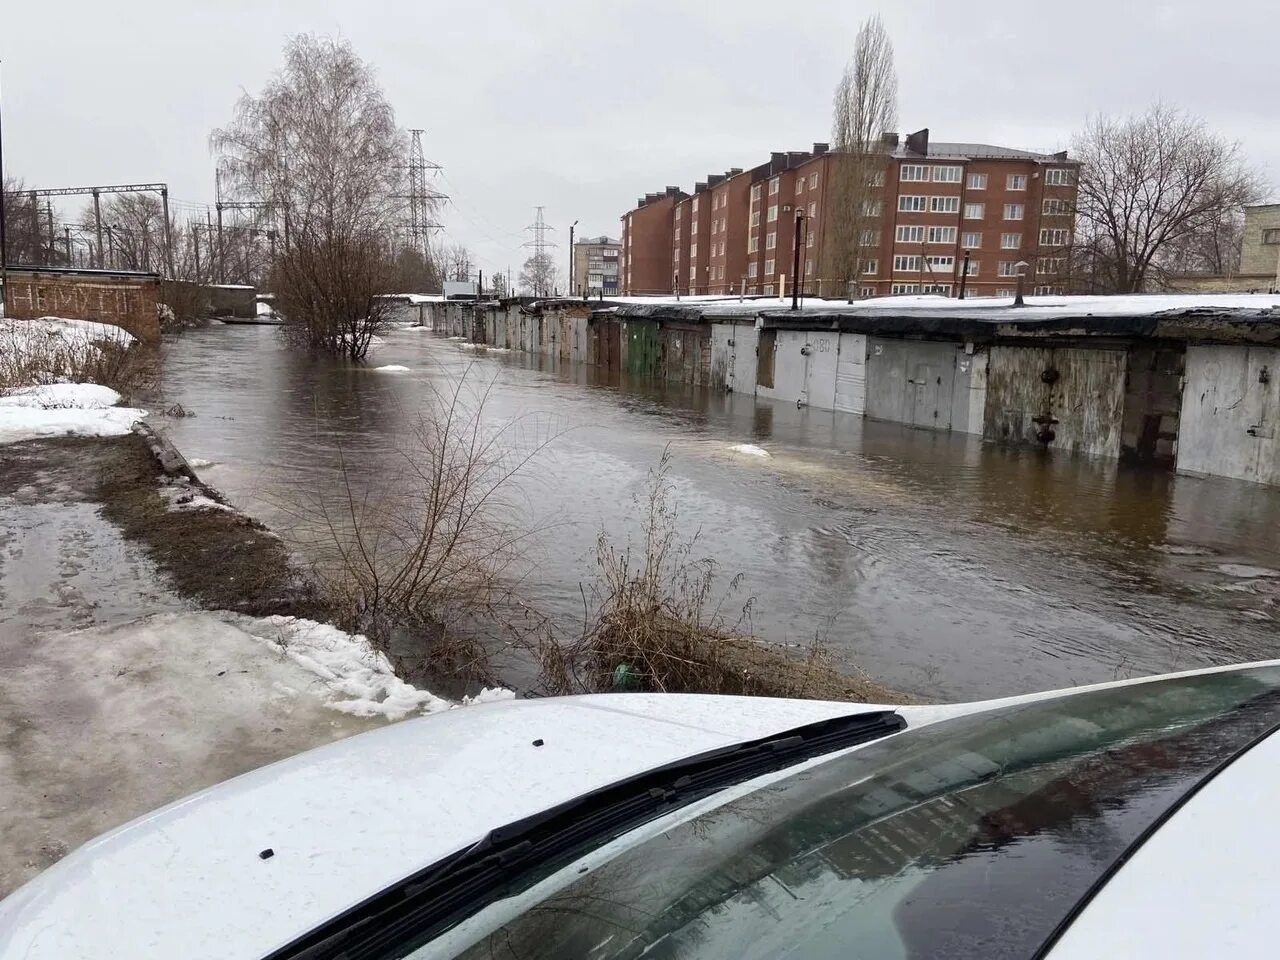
[620,129,1081,298]
[572,235,622,296]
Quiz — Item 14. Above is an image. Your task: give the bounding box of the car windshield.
[438,666,1280,960]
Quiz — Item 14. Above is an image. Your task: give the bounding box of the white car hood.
[0,693,908,960]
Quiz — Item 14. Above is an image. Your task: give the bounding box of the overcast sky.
[3,0,1276,280]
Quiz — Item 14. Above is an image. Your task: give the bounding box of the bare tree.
[1070,104,1263,293]
[439,243,475,282]
[824,15,898,299]
[519,252,558,298]
[491,272,508,298]
[210,34,406,359]
[2,176,50,265]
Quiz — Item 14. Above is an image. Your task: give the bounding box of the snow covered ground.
[0,383,146,444]
[1,315,136,353]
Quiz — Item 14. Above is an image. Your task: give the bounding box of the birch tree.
[1071,104,1262,293]
[825,15,898,298]
[211,34,405,359]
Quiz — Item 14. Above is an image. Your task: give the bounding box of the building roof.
[574,236,619,246]
[910,142,1072,162]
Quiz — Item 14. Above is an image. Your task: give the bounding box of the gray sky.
[4,0,1276,280]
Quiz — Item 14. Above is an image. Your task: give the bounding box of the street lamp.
[959,249,973,299]
[790,208,807,311]
[565,221,576,296]
[1014,259,1030,306]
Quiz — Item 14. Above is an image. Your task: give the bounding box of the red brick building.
[621,129,1081,299]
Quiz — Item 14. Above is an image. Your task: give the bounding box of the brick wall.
[4,269,161,342]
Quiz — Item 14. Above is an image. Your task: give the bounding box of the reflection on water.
[157,324,1280,700]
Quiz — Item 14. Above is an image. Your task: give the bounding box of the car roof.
[1047,724,1280,959]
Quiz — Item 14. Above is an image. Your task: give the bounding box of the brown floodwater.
[156,323,1280,701]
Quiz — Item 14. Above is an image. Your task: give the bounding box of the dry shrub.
[534,451,907,703]
[0,319,157,401]
[280,367,556,683]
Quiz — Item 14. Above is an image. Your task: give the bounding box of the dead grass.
[532,451,910,704]
[0,319,158,403]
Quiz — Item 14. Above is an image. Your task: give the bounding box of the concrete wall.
[1120,344,1184,464]
[1178,345,1280,485]
[985,345,1127,458]
[5,269,161,342]
[1241,204,1280,277]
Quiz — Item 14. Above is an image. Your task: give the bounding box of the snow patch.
[372,364,411,373]
[157,477,237,513]
[729,443,771,458]
[2,315,136,351]
[235,614,513,720]
[187,457,215,469]
[1154,543,1216,556]
[0,383,145,445]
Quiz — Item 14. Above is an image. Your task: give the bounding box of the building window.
[859,229,878,245]
[1037,256,1066,274]
[893,255,922,272]
[925,255,955,271]
[900,164,929,182]
[807,231,815,247]
[719,241,726,256]
[809,201,818,218]
[1007,174,1027,190]
[748,236,759,253]
[748,262,758,278]
[863,258,878,275]
[673,249,679,263]
[997,261,1022,277]
[750,211,761,227]
[751,183,762,201]
[767,204,779,222]
[921,283,952,295]
[810,172,819,189]
[1039,228,1071,247]
[1042,198,1071,216]
[995,288,1014,297]
[766,231,777,250]
[965,259,979,276]
[674,227,681,243]
[795,178,804,195]
[896,225,925,243]
[1264,228,1280,245]
[769,176,780,195]
[927,226,957,244]
[967,172,987,190]
[1044,168,1074,186]
[764,285,775,295]
[1000,232,1022,249]
[932,165,963,183]
[765,258,775,275]
[861,285,878,297]
[930,196,960,214]
[1034,285,1060,295]
[898,195,927,212]
[692,197,699,214]
[690,243,697,259]
[675,206,683,221]
[711,219,717,235]
[891,283,921,294]
[866,170,885,187]
[962,231,982,249]
[1003,203,1024,220]
[805,259,814,276]
[964,203,985,219]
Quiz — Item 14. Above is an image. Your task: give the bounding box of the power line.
[404,128,446,261]
[522,206,557,296]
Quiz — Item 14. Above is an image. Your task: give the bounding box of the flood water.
[158,324,1280,701]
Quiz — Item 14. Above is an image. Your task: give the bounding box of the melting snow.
[729,443,771,458]
[156,477,236,513]
[235,614,514,720]
[0,383,145,444]
[1218,563,1280,579]
[372,364,411,372]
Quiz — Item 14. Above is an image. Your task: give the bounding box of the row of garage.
[422,299,1280,487]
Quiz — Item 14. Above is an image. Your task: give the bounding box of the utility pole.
[192,219,202,278]
[63,226,71,264]
[160,186,174,278]
[0,59,7,317]
[105,225,115,270]
[93,190,103,268]
[959,250,971,299]
[44,200,53,266]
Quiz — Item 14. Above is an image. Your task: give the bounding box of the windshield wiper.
[270,709,905,960]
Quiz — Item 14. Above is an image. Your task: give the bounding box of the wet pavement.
[158,324,1280,701]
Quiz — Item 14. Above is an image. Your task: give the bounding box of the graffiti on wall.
[6,279,141,320]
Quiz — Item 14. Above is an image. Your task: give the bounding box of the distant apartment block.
[573,235,622,296]
[1240,204,1280,279]
[620,129,1082,298]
